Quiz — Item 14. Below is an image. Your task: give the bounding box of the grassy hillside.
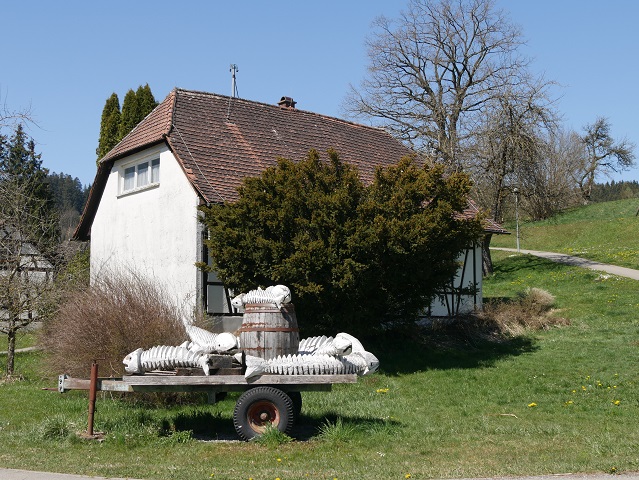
[1,248,639,479]
[491,198,639,269]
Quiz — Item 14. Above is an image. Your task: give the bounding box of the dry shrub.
[477,287,569,337]
[40,272,186,378]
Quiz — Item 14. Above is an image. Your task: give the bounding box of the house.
[74,88,505,324]
[0,226,54,322]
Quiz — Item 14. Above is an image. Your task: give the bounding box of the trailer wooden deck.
[58,372,357,394]
[58,370,358,441]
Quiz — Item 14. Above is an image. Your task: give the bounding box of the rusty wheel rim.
[246,400,281,434]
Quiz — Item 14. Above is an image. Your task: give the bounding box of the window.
[120,158,160,194]
[151,158,160,183]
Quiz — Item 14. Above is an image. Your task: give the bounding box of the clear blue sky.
[2,0,638,187]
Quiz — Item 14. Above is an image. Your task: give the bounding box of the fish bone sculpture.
[297,335,334,355]
[298,333,354,356]
[185,324,238,354]
[231,285,292,310]
[123,345,211,375]
[241,351,379,379]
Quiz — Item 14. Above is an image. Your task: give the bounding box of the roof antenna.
[227,63,239,120]
[230,64,239,98]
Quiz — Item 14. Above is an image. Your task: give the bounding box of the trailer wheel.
[287,391,302,419]
[233,387,294,441]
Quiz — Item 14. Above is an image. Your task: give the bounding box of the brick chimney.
[278,96,296,109]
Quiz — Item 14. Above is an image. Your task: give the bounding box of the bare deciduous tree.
[1,91,33,131]
[345,0,529,169]
[517,130,583,220]
[576,117,636,203]
[469,79,558,222]
[0,178,59,376]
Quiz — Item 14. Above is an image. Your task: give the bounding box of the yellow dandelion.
[582,386,587,391]
[405,474,413,479]
[376,388,390,393]
[528,402,537,407]
[277,458,282,462]
[613,400,621,406]
[565,400,573,405]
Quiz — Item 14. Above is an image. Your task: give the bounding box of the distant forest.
[590,180,639,203]
[46,172,91,240]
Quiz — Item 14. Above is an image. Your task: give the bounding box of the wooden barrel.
[239,304,299,360]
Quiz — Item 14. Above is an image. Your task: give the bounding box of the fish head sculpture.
[271,285,292,304]
[231,293,244,309]
[361,351,380,375]
[214,332,239,352]
[123,348,144,374]
[335,332,365,355]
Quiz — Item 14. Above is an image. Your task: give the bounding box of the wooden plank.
[59,373,357,393]
[59,377,133,393]
[121,374,357,386]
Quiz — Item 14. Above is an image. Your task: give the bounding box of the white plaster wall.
[90,144,201,316]
[429,244,483,316]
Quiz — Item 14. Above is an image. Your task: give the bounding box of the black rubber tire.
[287,391,303,420]
[233,386,295,441]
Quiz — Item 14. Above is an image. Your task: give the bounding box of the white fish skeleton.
[241,351,379,379]
[184,324,238,354]
[231,285,292,310]
[123,345,211,375]
[298,333,355,356]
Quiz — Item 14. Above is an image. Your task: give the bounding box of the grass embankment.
[1,201,639,479]
[491,198,639,269]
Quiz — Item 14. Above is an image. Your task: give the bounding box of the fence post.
[87,360,98,436]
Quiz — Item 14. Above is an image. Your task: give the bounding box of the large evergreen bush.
[200,150,483,336]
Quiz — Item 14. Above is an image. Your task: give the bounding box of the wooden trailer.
[58,369,357,441]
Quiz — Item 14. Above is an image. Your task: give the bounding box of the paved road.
[1,469,639,480]
[492,248,639,280]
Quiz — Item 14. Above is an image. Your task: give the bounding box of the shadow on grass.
[161,406,402,443]
[371,332,537,376]
[165,409,240,441]
[491,253,567,277]
[291,411,403,441]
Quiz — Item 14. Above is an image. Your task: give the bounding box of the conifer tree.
[136,83,157,119]
[119,84,157,142]
[96,93,120,161]
[1,124,53,215]
[118,89,139,141]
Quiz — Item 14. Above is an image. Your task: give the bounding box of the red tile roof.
[74,88,506,240]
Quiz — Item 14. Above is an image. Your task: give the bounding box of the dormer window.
[120,158,160,195]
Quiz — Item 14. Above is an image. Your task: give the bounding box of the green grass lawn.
[1,201,639,479]
[491,198,639,269]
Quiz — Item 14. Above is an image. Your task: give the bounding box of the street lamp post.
[513,187,520,253]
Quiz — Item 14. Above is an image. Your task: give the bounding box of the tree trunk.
[482,234,494,276]
[6,328,16,377]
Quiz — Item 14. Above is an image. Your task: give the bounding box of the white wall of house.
[90,144,201,317]
[429,244,483,316]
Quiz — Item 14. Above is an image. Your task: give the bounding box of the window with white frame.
[121,158,160,194]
